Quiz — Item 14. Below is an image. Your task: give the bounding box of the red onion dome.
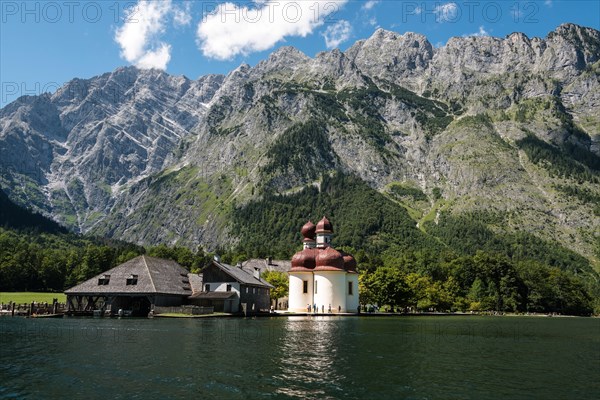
[315,216,333,234]
[314,247,344,271]
[342,253,357,273]
[290,248,318,272]
[301,221,316,240]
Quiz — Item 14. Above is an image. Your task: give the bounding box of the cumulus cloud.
[136,44,172,69]
[196,0,348,60]
[434,2,459,22]
[362,0,379,10]
[464,26,489,37]
[322,20,352,49]
[115,0,191,70]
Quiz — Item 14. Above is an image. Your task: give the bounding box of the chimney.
[236,262,243,269]
[213,254,221,263]
[267,256,273,265]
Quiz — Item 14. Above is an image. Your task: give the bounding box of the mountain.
[1,23,599,270]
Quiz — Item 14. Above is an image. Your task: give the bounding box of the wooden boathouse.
[64,255,193,317]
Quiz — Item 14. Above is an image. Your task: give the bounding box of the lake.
[1,316,598,399]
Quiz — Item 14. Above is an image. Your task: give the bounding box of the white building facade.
[288,217,360,313]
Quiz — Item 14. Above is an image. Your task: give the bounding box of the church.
[288,217,359,313]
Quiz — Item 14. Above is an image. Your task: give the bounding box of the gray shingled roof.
[187,273,203,294]
[242,258,291,273]
[213,261,275,288]
[65,255,192,296]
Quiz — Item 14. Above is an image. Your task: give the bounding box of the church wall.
[314,271,346,312]
[288,272,313,312]
[346,274,360,312]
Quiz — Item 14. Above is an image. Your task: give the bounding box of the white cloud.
[173,1,192,26]
[368,17,377,27]
[544,0,553,7]
[362,1,379,10]
[322,20,352,49]
[434,2,459,22]
[136,44,172,69]
[115,0,175,69]
[464,26,489,37]
[197,0,348,60]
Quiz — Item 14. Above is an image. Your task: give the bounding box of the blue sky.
[1,0,599,107]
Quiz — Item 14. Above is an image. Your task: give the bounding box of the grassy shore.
[0,292,66,304]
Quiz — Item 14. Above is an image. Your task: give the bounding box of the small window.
[253,287,257,294]
[126,275,138,285]
[348,281,353,295]
[226,284,232,292]
[97,275,110,285]
[245,287,249,293]
[205,284,210,292]
[315,280,318,294]
[303,280,308,294]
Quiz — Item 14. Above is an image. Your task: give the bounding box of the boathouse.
[189,259,274,313]
[64,255,193,317]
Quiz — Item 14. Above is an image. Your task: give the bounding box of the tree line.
[358,250,595,315]
[0,228,212,293]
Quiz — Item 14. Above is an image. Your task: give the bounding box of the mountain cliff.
[1,23,599,268]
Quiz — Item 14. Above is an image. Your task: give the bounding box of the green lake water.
[1,316,598,399]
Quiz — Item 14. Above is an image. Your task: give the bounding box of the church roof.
[315,246,345,271]
[290,217,358,272]
[301,220,317,240]
[315,216,333,233]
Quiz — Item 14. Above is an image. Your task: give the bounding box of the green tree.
[363,267,410,310]
[262,271,289,302]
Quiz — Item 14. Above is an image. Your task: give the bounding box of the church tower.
[315,216,333,248]
[301,221,316,249]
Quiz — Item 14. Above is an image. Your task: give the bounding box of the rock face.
[0,24,599,260]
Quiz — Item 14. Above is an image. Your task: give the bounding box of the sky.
[1,0,599,107]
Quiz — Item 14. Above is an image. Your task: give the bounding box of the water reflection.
[274,316,348,399]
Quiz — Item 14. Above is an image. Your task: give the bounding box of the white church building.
[288,217,360,313]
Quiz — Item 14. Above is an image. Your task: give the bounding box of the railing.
[0,302,67,316]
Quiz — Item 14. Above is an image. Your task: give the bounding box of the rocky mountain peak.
[253,46,311,78]
[0,24,598,262]
[346,29,433,91]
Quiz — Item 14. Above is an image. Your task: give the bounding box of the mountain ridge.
[1,23,598,268]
